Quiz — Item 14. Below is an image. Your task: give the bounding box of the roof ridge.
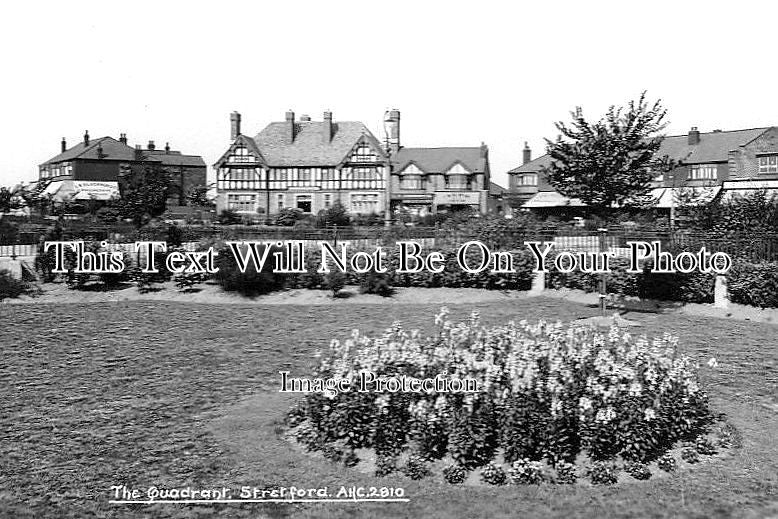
[663,126,770,138]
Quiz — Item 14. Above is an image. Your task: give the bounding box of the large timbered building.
[214,111,389,219]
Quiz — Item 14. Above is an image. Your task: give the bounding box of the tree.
[0,186,23,214]
[116,165,171,227]
[185,184,214,208]
[542,92,675,213]
[316,201,351,228]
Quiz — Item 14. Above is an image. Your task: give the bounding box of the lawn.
[0,298,776,518]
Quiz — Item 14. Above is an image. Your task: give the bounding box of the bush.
[401,454,431,480]
[508,458,546,485]
[374,455,396,477]
[442,464,467,484]
[218,209,241,225]
[325,270,346,297]
[727,261,778,308]
[680,447,699,464]
[554,461,578,484]
[624,461,652,480]
[479,462,507,486]
[587,461,618,485]
[657,454,676,473]
[275,208,304,227]
[360,270,394,297]
[0,269,28,300]
[289,308,716,473]
[214,242,285,296]
[174,271,207,291]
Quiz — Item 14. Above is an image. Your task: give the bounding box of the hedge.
[727,261,778,308]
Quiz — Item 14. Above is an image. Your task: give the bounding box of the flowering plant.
[289,308,716,470]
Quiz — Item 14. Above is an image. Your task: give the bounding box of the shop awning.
[650,186,721,208]
[523,191,585,208]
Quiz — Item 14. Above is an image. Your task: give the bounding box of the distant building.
[506,126,778,211]
[214,111,389,218]
[387,110,491,215]
[38,132,206,205]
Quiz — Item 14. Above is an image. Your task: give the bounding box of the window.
[401,175,423,190]
[517,173,537,186]
[296,195,312,213]
[226,168,256,181]
[350,193,379,213]
[446,174,468,189]
[758,155,778,174]
[298,168,311,181]
[324,193,332,209]
[227,194,256,213]
[351,167,379,181]
[277,193,285,210]
[228,145,256,163]
[321,168,337,181]
[352,142,377,162]
[688,164,717,180]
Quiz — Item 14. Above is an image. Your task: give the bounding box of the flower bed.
[287,309,722,484]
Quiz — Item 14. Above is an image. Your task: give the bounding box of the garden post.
[714,275,729,309]
[598,228,608,316]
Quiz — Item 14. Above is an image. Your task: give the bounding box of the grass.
[0,298,776,518]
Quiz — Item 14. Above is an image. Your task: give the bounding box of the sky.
[1,0,776,189]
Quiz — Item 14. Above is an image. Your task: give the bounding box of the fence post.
[714,275,729,309]
[598,228,608,316]
[530,270,546,295]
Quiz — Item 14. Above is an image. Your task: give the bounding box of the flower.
[707,357,719,368]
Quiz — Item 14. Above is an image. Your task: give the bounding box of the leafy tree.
[275,207,304,226]
[116,166,170,227]
[0,186,23,214]
[316,201,351,228]
[185,184,213,207]
[542,92,675,213]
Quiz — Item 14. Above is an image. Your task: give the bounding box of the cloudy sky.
[1,0,775,188]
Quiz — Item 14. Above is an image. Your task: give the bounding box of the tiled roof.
[252,121,386,167]
[40,137,139,165]
[489,182,507,195]
[507,127,772,173]
[392,147,487,174]
[507,154,554,174]
[145,150,206,168]
[657,127,768,164]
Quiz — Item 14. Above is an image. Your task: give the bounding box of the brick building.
[39,132,206,205]
[214,111,389,218]
[386,110,491,215]
[506,126,778,211]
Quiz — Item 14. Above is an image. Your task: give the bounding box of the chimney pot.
[61,137,67,153]
[286,110,295,142]
[688,126,700,145]
[300,114,311,122]
[230,111,241,140]
[523,141,532,164]
[383,109,400,153]
[165,142,170,153]
[323,110,333,143]
[119,133,127,145]
[148,140,155,151]
[84,131,90,146]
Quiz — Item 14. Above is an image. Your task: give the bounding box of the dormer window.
[517,173,538,186]
[228,145,256,163]
[688,164,717,180]
[445,163,471,190]
[351,142,377,162]
[401,174,423,190]
[758,155,778,174]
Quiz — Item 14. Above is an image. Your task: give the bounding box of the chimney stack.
[97,143,104,159]
[119,133,127,145]
[523,141,532,164]
[285,110,295,143]
[148,140,155,151]
[135,145,143,161]
[688,126,700,145]
[61,137,67,153]
[84,130,90,146]
[383,109,400,153]
[165,142,170,153]
[300,114,311,122]
[323,110,333,143]
[230,111,241,140]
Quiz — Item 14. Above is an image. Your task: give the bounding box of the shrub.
[657,454,676,473]
[214,243,285,296]
[624,461,652,480]
[695,436,718,455]
[289,309,716,475]
[401,454,431,480]
[587,461,618,485]
[174,271,207,291]
[374,455,396,477]
[727,261,778,308]
[218,209,241,225]
[359,270,394,297]
[0,269,28,300]
[680,447,699,464]
[294,421,322,452]
[275,208,304,227]
[325,270,346,297]
[442,464,467,484]
[554,461,578,484]
[342,449,360,467]
[479,462,507,486]
[508,458,546,485]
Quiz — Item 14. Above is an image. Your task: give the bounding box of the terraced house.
[214,111,389,218]
[506,126,778,212]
